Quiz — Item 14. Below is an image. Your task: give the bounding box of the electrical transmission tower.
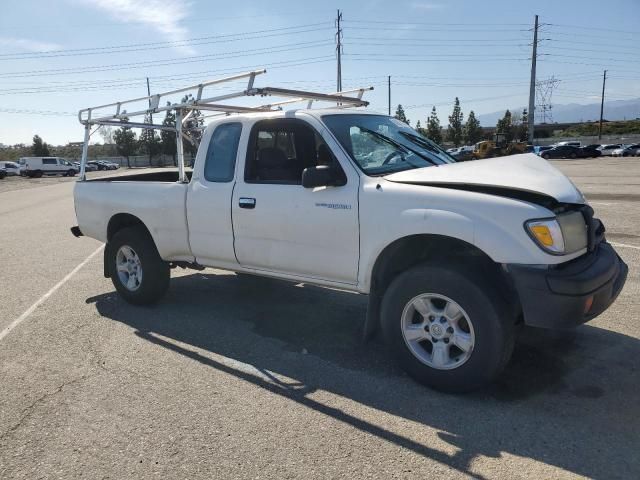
[535,76,560,124]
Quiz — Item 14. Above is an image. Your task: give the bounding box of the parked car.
[450,146,475,162]
[72,105,627,393]
[74,161,97,172]
[0,161,21,176]
[539,145,584,159]
[19,157,79,177]
[579,146,602,158]
[598,144,622,156]
[553,141,581,147]
[612,144,640,157]
[88,160,119,171]
[100,160,120,170]
[534,146,553,155]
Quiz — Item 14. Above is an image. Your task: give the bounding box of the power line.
[0,108,75,116]
[404,93,526,110]
[0,42,335,78]
[548,23,640,35]
[0,24,333,60]
[345,55,529,62]
[345,19,530,26]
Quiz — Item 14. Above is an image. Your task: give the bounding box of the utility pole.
[598,70,607,141]
[336,9,343,93]
[527,14,538,144]
[388,76,391,115]
[146,77,153,124]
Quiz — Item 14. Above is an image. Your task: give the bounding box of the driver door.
[232,117,360,284]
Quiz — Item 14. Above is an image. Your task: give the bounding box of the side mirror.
[302,165,343,188]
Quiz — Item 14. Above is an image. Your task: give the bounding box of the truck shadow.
[87,272,639,479]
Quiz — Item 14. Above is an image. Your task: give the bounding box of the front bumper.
[507,242,628,329]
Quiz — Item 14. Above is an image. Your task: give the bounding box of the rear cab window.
[204,122,242,182]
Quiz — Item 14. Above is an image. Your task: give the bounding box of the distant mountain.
[477,98,640,126]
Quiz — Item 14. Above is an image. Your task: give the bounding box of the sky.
[0,0,638,145]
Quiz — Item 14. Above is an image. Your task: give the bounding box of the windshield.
[322,114,456,175]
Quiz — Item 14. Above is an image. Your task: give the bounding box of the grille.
[580,205,605,252]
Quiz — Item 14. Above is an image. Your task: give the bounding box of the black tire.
[108,226,170,305]
[542,154,550,160]
[66,169,76,177]
[34,170,43,178]
[570,152,577,159]
[381,264,515,393]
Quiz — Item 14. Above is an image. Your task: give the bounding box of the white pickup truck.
[72,77,627,392]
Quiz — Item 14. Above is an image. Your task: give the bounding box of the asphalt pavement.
[0,158,638,479]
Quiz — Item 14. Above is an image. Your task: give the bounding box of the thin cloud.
[0,37,62,52]
[79,0,195,54]
[411,2,445,10]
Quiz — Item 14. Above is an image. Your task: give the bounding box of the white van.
[19,157,79,178]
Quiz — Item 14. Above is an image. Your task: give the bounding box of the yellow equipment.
[473,133,526,159]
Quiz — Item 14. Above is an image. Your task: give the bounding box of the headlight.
[525,212,588,255]
[525,219,565,254]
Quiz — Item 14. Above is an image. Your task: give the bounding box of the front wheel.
[381,264,515,393]
[108,226,170,305]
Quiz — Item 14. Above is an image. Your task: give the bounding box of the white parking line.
[610,241,640,251]
[0,244,104,342]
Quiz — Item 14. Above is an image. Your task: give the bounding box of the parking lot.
[0,157,638,479]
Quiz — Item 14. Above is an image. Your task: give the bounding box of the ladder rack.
[76,69,374,183]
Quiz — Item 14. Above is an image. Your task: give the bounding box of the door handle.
[239,197,256,209]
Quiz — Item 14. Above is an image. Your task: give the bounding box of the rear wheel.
[570,152,577,159]
[108,226,170,305]
[381,264,515,393]
[542,154,550,160]
[66,169,76,177]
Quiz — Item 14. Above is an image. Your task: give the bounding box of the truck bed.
[86,169,193,183]
[74,173,193,262]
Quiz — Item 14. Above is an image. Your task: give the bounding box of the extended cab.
[72,77,627,392]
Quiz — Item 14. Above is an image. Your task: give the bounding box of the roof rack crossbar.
[78,69,373,126]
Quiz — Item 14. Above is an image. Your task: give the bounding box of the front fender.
[358,208,475,293]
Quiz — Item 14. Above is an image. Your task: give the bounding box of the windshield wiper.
[360,127,438,167]
[399,132,440,153]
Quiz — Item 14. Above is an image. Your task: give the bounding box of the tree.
[446,97,464,147]
[99,126,116,155]
[463,110,483,145]
[425,106,443,145]
[139,114,161,165]
[32,135,50,156]
[515,108,528,142]
[415,120,421,130]
[180,94,204,163]
[394,104,410,125]
[160,104,177,166]
[496,109,514,143]
[113,118,137,167]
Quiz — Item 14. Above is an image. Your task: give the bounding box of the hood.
[384,153,585,205]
